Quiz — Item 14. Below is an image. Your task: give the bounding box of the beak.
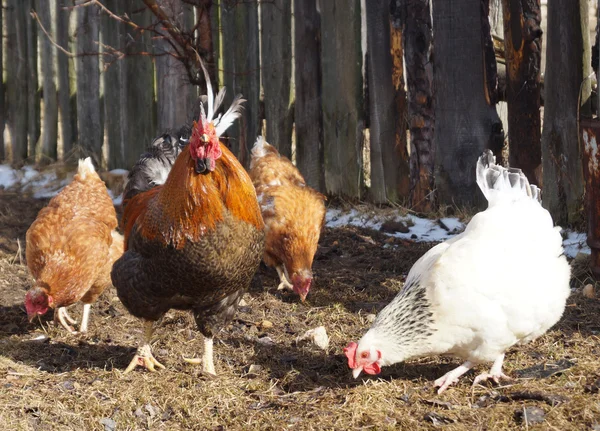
[352,366,363,379]
[299,292,308,302]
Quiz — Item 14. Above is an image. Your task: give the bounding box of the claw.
[276,266,293,291]
[124,344,165,374]
[433,361,474,394]
[55,307,77,333]
[473,372,513,387]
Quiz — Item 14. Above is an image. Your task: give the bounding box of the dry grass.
[1,192,599,430]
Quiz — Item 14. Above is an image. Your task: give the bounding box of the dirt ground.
[0,192,599,431]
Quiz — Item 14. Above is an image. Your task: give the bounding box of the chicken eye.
[361,351,369,359]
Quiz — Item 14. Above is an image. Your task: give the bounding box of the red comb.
[343,342,358,368]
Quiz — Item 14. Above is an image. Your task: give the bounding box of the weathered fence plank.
[320,0,364,197]
[27,0,40,159]
[261,0,293,158]
[433,0,503,207]
[75,3,102,163]
[37,0,58,162]
[102,0,124,169]
[404,0,435,211]
[220,0,260,167]
[0,0,5,162]
[155,0,196,133]
[122,1,155,168]
[6,0,29,163]
[502,0,543,185]
[56,0,74,159]
[366,0,403,203]
[294,0,324,191]
[389,1,410,202]
[542,0,590,224]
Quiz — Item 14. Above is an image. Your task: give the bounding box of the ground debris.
[584,377,600,393]
[514,359,575,379]
[380,220,410,234]
[100,417,117,431]
[423,398,456,410]
[475,391,569,408]
[514,406,546,426]
[296,326,329,350]
[423,411,455,426]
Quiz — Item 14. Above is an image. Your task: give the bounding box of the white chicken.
[344,150,571,393]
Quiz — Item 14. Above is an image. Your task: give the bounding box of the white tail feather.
[77,157,96,180]
[476,150,541,205]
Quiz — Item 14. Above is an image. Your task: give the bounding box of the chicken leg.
[124,320,165,374]
[276,266,293,291]
[472,354,513,386]
[183,336,217,376]
[434,361,474,394]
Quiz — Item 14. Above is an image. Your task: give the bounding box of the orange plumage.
[249,137,326,301]
[24,158,124,333]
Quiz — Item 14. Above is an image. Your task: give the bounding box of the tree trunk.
[433,0,503,207]
[56,0,74,159]
[196,0,217,87]
[502,0,542,185]
[542,0,590,225]
[6,0,28,163]
[37,0,58,162]
[261,0,293,158]
[389,0,410,202]
[76,2,102,163]
[320,0,364,198]
[294,0,324,191]
[366,0,403,203]
[122,1,156,168]
[155,0,196,133]
[220,0,260,167]
[0,0,5,162]
[26,0,40,159]
[102,0,124,169]
[404,0,434,211]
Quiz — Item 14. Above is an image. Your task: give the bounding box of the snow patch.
[562,231,591,258]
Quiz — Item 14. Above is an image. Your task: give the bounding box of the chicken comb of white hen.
[77,157,96,180]
[345,149,570,394]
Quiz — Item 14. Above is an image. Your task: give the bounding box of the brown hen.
[249,137,326,301]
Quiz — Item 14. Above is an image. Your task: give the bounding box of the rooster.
[111,67,265,375]
[25,158,124,333]
[344,150,570,393]
[249,137,326,301]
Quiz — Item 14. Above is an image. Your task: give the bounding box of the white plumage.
[344,150,571,393]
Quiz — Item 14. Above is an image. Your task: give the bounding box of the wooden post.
[6,0,28,163]
[220,0,260,167]
[320,0,364,198]
[76,2,102,163]
[542,0,590,224]
[389,0,410,202]
[155,0,196,132]
[501,0,543,185]
[366,0,405,203]
[26,0,40,159]
[433,0,503,207]
[404,0,435,211]
[261,0,293,158]
[56,0,74,158]
[294,0,324,191]
[102,0,124,169]
[37,0,58,162]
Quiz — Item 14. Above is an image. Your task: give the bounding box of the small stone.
[239,299,248,307]
[100,418,117,431]
[62,381,75,391]
[145,404,156,418]
[134,407,146,419]
[514,406,545,425]
[258,320,273,330]
[366,314,377,323]
[247,364,263,375]
[380,220,410,234]
[583,284,595,299]
[257,336,275,346]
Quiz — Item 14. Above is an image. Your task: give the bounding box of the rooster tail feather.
[77,157,96,180]
[215,94,246,137]
[476,150,541,204]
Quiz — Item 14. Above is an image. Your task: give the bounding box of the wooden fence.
[0,0,595,217]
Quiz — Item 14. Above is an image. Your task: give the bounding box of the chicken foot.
[183,336,217,376]
[434,361,474,394]
[124,320,165,374]
[54,304,92,334]
[472,354,513,387]
[276,266,293,291]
